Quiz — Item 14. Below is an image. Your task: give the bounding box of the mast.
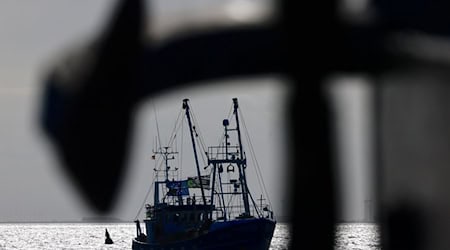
[153,146,178,181]
[233,98,251,216]
[182,99,207,205]
[152,146,178,205]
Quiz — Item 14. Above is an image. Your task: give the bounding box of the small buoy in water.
[105,228,114,244]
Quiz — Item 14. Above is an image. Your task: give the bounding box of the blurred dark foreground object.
[41,0,284,212]
[41,0,331,249]
[41,0,450,249]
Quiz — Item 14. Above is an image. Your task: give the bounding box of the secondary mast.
[207,98,252,218]
[232,98,251,216]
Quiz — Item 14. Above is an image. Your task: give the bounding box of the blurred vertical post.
[282,0,339,248]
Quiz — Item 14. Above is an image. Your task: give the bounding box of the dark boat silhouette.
[132,98,275,250]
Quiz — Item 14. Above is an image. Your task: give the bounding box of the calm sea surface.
[335,223,380,250]
[0,223,290,250]
[0,222,379,249]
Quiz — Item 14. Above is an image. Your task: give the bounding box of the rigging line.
[152,102,164,150]
[188,103,209,156]
[169,110,206,176]
[246,128,271,210]
[247,142,266,206]
[226,192,235,213]
[191,105,206,151]
[134,170,156,220]
[239,118,265,204]
[192,117,208,158]
[187,108,208,167]
[239,107,273,209]
[242,115,272,211]
[217,171,227,219]
[213,189,223,214]
[169,120,181,147]
[168,118,182,149]
[168,108,183,146]
[153,136,155,153]
[246,185,262,217]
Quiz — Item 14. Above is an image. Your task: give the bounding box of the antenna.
[153,146,178,181]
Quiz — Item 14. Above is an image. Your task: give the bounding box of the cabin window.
[174,213,180,222]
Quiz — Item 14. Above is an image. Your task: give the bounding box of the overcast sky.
[329,77,374,222]
[0,0,293,222]
[0,0,372,222]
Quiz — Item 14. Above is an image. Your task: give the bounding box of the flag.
[166,180,189,196]
[187,175,211,189]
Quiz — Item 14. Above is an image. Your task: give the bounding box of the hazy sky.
[0,0,372,222]
[329,77,374,222]
[0,0,291,222]
[0,0,114,222]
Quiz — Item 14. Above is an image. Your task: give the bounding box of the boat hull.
[132,218,276,250]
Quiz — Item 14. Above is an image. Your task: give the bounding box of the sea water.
[335,223,380,250]
[0,223,291,250]
[0,222,380,249]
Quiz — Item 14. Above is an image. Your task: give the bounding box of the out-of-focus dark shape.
[375,0,450,35]
[42,0,145,212]
[386,200,426,250]
[41,0,284,213]
[369,1,450,250]
[40,0,371,249]
[379,82,450,250]
[341,1,450,250]
[281,0,339,248]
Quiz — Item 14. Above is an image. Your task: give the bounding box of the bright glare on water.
[335,223,380,250]
[0,222,291,250]
[0,222,380,249]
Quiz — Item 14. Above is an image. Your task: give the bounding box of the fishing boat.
[132,98,275,250]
